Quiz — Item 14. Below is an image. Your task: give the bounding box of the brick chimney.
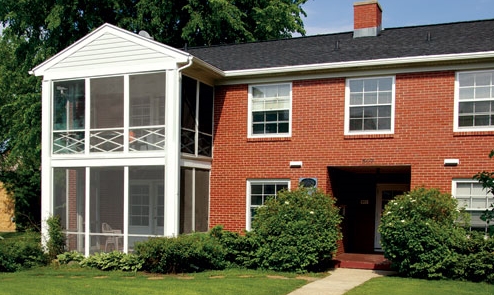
[353,0,382,38]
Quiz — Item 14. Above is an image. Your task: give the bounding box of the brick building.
[32,1,494,255]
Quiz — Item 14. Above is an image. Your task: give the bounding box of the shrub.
[379,188,468,279]
[0,232,48,272]
[46,215,66,260]
[134,232,226,273]
[80,251,143,272]
[57,251,85,265]
[251,187,342,272]
[209,225,258,269]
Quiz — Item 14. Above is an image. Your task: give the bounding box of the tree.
[0,0,308,230]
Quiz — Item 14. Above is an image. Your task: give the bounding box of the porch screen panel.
[198,83,213,157]
[128,166,165,240]
[129,73,166,151]
[194,169,210,232]
[180,168,194,234]
[52,80,85,154]
[181,76,197,154]
[90,77,124,152]
[53,167,86,253]
[89,167,124,253]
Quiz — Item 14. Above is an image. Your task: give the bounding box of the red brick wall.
[354,1,382,30]
[210,70,494,232]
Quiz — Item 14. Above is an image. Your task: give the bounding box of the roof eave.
[222,51,494,78]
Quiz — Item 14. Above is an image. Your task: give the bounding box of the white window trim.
[245,179,290,230]
[247,83,292,138]
[454,70,494,132]
[344,76,396,135]
[452,178,493,210]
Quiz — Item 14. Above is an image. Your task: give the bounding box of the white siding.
[51,33,174,72]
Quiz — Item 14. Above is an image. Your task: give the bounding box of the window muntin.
[457,71,494,130]
[346,77,394,134]
[246,180,289,230]
[453,179,494,232]
[249,83,291,137]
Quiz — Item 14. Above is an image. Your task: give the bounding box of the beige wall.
[0,184,15,232]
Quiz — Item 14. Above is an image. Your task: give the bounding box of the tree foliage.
[0,0,307,230]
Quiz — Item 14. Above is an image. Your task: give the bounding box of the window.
[249,83,291,137]
[456,70,494,131]
[453,179,494,233]
[345,77,394,134]
[246,180,289,230]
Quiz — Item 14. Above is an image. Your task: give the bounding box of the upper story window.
[246,179,289,230]
[456,70,494,131]
[181,76,214,157]
[248,83,291,137]
[52,72,166,155]
[345,77,394,135]
[453,179,493,233]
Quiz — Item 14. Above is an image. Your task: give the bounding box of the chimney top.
[353,0,382,38]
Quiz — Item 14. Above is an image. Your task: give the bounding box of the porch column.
[164,69,181,236]
[41,79,52,247]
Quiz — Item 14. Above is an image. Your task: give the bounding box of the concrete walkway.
[288,268,396,295]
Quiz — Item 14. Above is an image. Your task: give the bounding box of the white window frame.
[452,179,494,232]
[454,70,494,132]
[246,179,290,230]
[344,76,395,135]
[248,83,292,138]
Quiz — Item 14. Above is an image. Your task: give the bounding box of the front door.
[374,184,409,250]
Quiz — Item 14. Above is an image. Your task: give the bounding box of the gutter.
[222,51,494,78]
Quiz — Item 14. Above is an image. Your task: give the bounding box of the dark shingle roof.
[186,19,494,71]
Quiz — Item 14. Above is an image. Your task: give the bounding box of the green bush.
[57,251,85,265]
[209,225,258,269]
[251,187,342,272]
[46,215,66,260]
[134,232,226,273]
[79,251,143,272]
[379,188,469,279]
[0,232,48,272]
[446,231,494,283]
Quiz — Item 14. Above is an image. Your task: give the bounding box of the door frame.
[374,184,409,251]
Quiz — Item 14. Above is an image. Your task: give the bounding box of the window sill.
[344,134,394,140]
[247,137,292,143]
[453,130,494,137]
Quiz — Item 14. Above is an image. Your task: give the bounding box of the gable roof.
[187,19,494,73]
[31,23,191,78]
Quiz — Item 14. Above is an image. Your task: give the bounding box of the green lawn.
[0,266,310,295]
[345,276,494,295]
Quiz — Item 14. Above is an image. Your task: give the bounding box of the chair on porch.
[102,222,121,251]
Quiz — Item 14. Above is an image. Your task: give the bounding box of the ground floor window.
[246,179,289,230]
[452,179,494,233]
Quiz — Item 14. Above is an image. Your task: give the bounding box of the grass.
[345,276,494,295]
[0,266,312,295]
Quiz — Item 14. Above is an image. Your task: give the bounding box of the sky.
[301,0,494,36]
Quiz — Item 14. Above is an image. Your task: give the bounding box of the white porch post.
[41,79,52,249]
[164,69,181,236]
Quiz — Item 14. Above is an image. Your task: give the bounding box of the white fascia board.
[30,23,191,76]
[222,51,494,78]
[190,57,225,78]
